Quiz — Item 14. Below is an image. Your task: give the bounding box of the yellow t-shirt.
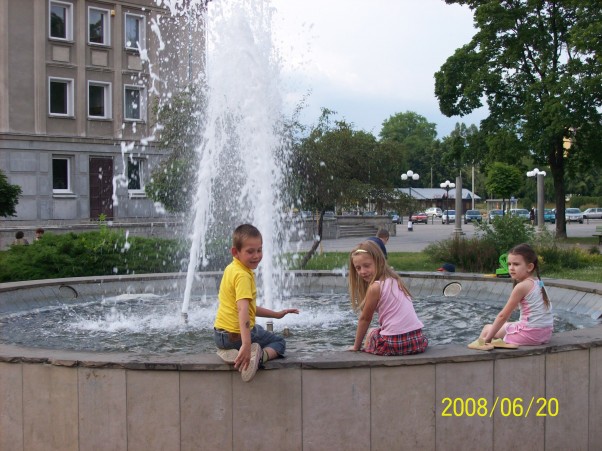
[213,257,257,333]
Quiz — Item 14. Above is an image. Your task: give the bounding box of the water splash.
[181,0,293,316]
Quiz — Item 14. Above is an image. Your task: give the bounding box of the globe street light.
[527,168,546,229]
[440,180,455,224]
[401,170,419,227]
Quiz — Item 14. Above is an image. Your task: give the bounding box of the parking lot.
[297,218,601,253]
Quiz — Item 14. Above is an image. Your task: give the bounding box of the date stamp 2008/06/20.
[440,397,559,418]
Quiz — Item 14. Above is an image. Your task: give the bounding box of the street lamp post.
[527,168,546,229]
[440,180,455,224]
[401,170,419,229]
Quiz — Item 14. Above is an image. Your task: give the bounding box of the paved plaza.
[297,220,601,253]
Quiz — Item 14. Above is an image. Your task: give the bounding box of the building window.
[49,1,73,40]
[124,13,145,50]
[49,77,74,116]
[52,157,71,192]
[128,158,145,193]
[124,85,145,121]
[88,7,110,46]
[88,81,112,119]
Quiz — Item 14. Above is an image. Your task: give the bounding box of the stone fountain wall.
[1,272,601,450]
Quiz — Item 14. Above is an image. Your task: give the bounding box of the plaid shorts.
[364,328,428,356]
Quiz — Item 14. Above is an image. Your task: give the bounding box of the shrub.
[0,231,190,282]
[424,236,499,272]
[535,245,582,271]
[475,215,535,255]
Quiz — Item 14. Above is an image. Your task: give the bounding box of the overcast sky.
[270,0,489,139]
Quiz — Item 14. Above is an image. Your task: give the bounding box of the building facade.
[0,0,205,222]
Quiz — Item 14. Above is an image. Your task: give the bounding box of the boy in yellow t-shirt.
[214,224,299,382]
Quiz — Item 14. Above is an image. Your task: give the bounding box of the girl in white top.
[471,243,553,350]
[348,241,428,355]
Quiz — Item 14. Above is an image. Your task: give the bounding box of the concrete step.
[338,225,378,238]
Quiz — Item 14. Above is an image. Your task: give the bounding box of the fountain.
[179,0,293,321]
[0,0,601,449]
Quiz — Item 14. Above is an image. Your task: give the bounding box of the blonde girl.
[471,243,553,350]
[348,240,428,355]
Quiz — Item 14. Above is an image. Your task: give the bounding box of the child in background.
[34,228,45,241]
[348,240,428,355]
[213,224,299,382]
[11,231,29,245]
[469,243,553,351]
[366,228,389,259]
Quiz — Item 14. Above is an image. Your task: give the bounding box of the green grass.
[293,249,602,283]
[556,236,599,246]
[292,251,436,272]
[543,266,602,283]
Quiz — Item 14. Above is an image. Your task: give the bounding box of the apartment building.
[0,0,205,221]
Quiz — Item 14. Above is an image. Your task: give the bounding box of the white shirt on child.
[517,278,553,329]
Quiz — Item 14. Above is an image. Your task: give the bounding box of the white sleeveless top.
[518,278,554,328]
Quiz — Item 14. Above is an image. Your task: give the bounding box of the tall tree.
[379,111,438,182]
[291,109,398,266]
[0,170,22,218]
[145,86,205,213]
[435,0,602,237]
[485,162,523,213]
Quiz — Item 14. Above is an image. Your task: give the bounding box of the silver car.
[441,210,456,224]
[582,208,602,220]
[565,208,584,223]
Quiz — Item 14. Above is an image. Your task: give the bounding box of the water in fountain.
[1,292,596,355]
[179,0,294,317]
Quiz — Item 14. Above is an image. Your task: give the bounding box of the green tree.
[379,111,438,182]
[145,86,205,213]
[291,109,396,266]
[0,170,22,217]
[435,0,602,237]
[485,162,523,212]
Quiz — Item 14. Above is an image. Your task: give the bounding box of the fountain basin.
[1,272,601,450]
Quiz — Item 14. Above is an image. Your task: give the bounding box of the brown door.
[89,157,114,219]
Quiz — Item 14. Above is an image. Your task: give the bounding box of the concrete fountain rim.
[1,271,601,371]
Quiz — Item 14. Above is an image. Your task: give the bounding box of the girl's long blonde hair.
[348,240,412,312]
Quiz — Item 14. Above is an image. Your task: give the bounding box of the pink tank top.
[374,278,424,335]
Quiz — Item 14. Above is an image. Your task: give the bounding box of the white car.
[565,208,584,223]
[582,208,602,220]
[425,207,443,218]
[441,210,456,224]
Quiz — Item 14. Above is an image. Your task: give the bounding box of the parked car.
[582,208,602,220]
[464,209,483,224]
[390,213,401,224]
[532,208,555,224]
[425,207,443,218]
[323,211,336,219]
[300,210,313,220]
[362,211,376,216]
[543,209,556,224]
[410,212,428,224]
[509,208,530,221]
[441,210,456,224]
[565,208,584,223]
[488,209,504,223]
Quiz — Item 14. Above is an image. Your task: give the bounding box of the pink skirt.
[504,322,553,346]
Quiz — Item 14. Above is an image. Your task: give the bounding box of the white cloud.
[271,0,488,137]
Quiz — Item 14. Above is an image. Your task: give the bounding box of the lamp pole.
[440,180,455,225]
[401,170,419,225]
[527,168,546,229]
